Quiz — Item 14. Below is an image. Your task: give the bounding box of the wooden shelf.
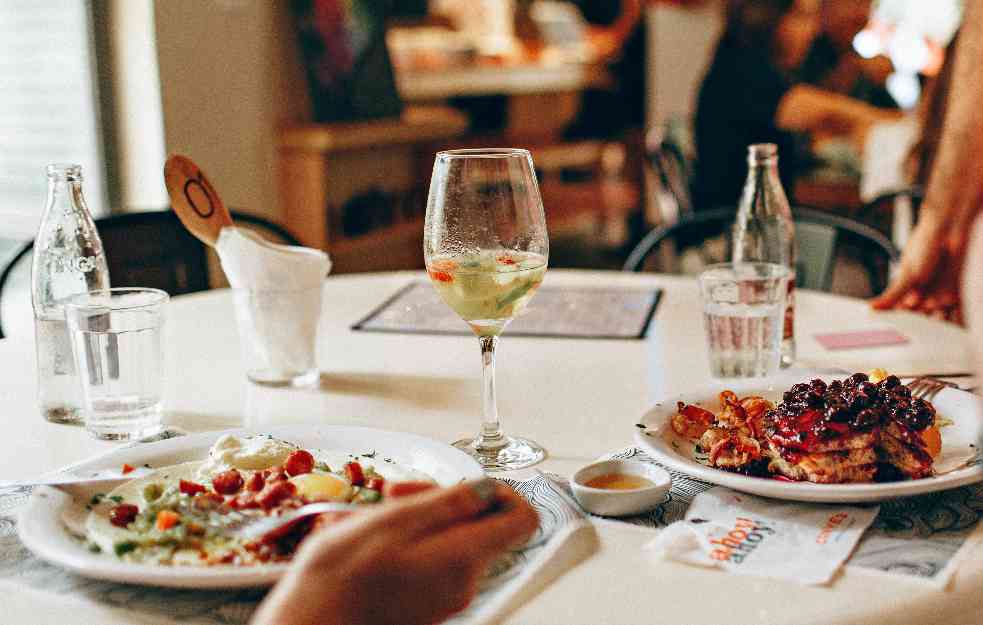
[279,106,468,154]
[276,105,467,272]
[329,219,424,274]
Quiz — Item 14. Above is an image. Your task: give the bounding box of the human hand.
[250,479,539,625]
[586,27,623,63]
[870,210,964,323]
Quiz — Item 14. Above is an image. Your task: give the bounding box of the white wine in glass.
[424,149,549,470]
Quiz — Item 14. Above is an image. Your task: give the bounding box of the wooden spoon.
[163,154,234,246]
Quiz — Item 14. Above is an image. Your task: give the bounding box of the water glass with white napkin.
[217,227,331,387]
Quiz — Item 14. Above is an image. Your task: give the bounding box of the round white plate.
[634,374,983,503]
[18,425,483,588]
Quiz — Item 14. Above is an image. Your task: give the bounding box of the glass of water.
[699,263,788,378]
[65,288,169,440]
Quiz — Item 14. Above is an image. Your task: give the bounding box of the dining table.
[2,269,981,625]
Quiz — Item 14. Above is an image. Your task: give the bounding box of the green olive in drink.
[427,251,547,336]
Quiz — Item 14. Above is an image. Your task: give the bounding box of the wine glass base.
[453,436,546,472]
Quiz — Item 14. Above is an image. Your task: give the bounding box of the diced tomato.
[284,450,315,477]
[212,469,244,495]
[365,477,385,491]
[382,481,435,498]
[428,270,454,283]
[109,503,139,528]
[267,467,288,482]
[121,463,135,475]
[246,471,265,492]
[179,480,207,496]
[344,462,365,486]
[230,493,259,510]
[155,509,181,531]
[192,492,224,510]
[256,480,297,510]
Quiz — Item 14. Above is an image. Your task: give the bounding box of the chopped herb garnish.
[114,541,137,557]
[635,423,646,429]
[90,494,105,505]
[88,543,101,554]
[108,495,124,504]
[495,283,533,310]
[362,450,376,459]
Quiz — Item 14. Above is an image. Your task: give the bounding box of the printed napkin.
[564,447,983,588]
[649,487,879,585]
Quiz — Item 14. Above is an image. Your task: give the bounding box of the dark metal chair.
[622,206,899,295]
[0,210,301,338]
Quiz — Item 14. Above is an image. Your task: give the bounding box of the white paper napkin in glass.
[216,226,330,289]
[216,227,331,376]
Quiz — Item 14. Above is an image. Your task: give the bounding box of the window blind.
[0,0,107,239]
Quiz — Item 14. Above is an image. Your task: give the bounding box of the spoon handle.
[164,154,233,247]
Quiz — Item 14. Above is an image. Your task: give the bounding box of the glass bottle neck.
[44,178,85,216]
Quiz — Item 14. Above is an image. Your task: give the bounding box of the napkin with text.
[649,487,879,585]
[550,447,983,588]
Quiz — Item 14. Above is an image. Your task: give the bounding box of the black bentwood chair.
[0,210,301,338]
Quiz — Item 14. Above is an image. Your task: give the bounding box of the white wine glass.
[424,149,549,471]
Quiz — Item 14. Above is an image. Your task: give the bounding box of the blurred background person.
[692,0,899,211]
[797,0,898,109]
[561,0,645,140]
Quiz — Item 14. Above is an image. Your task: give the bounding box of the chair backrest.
[623,206,899,296]
[643,125,694,228]
[0,209,302,338]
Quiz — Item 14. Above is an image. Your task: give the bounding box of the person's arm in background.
[586,0,642,61]
[776,83,902,152]
[872,1,983,317]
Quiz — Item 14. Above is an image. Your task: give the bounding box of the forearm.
[921,0,983,244]
[775,84,879,132]
[610,0,642,42]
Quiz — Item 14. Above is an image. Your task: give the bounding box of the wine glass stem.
[477,335,505,451]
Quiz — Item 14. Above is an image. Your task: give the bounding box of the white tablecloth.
[1,270,980,625]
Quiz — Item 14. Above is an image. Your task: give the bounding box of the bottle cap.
[46,163,83,181]
[747,144,778,165]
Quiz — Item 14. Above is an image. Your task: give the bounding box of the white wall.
[647,1,724,128]
[154,1,308,220]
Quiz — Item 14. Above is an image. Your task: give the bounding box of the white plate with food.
[18,425,483,588]
[634,371,983,503]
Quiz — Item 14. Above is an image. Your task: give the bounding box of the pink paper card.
[814,329,910,351]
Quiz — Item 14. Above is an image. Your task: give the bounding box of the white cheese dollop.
[195,434,297,481]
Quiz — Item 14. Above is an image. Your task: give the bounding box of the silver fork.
[229,502,359,541]
[907,377,956,401]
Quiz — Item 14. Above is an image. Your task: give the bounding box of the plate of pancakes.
[634,371,983,503]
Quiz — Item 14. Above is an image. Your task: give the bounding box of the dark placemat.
[352,282,662,339]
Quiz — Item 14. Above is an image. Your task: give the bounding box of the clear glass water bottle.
[32,164,110,423]
[732,144,796,367]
